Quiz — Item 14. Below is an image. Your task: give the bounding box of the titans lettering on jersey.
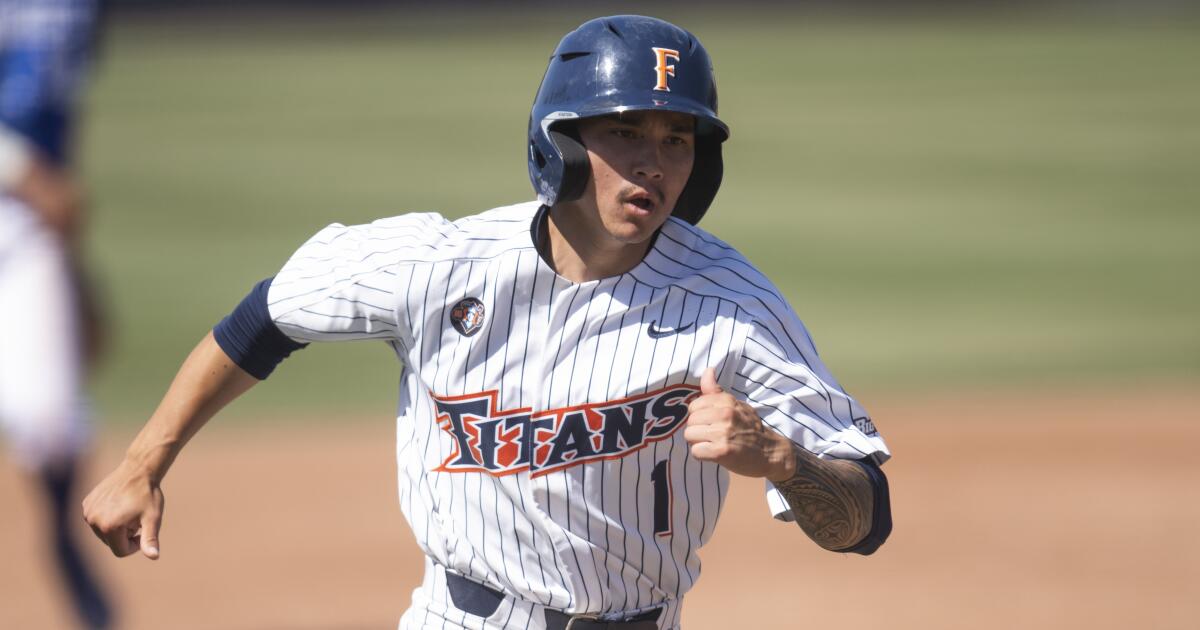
[265,201,889,626]
[433,384,699,477]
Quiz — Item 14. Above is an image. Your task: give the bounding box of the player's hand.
[82,459,165,560]
[684,368,797,482]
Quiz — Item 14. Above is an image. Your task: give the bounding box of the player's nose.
[632,139,665,181]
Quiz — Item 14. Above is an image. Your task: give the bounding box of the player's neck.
[543,205,653,283]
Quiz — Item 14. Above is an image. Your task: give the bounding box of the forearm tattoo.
[775,453,874,551]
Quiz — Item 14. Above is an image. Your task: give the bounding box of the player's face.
[574,111,696,245]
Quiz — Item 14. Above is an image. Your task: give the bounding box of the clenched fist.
[82,459,164,560]
[684,368,797,482]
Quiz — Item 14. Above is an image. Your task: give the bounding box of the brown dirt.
[3,386,1199,629]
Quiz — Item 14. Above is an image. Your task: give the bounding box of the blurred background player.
[0,0,112,628]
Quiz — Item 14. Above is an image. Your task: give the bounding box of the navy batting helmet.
[528,15,730,225]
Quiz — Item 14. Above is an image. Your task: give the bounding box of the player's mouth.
[622,189,661,216]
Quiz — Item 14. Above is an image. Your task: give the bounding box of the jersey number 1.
[651,459,672,537]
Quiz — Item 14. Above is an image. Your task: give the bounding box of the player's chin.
[608,220,661,245]
[611,205,670,242]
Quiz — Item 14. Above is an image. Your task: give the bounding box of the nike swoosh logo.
[647,320,694,339]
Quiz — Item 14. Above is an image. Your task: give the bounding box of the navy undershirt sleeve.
[840,457,893,556]
[212,277,307,380]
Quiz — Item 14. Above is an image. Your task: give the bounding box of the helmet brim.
[543,94,729,142]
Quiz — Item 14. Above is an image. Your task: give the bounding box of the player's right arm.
[82,331,258,559]
[83,217,429,559]
[83,272,310,559]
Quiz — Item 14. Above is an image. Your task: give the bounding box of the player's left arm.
[685,368,884,553]
[767,442,881,553]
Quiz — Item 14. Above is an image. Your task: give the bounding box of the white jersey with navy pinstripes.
[265,200,889,628]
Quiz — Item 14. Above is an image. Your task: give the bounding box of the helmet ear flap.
[549,128,590,204]
[672,134,724,225]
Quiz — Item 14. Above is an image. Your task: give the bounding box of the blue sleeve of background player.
[0,0,99,164]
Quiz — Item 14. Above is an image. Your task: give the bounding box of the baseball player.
[1,0,113,628]
[82,15,891,630]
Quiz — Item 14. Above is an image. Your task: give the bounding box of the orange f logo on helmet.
[652,47,681,92]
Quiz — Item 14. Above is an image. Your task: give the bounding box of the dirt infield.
[4,386,1198,629]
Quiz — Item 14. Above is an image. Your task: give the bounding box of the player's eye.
[664,135,690,146]
[611,127,639,139]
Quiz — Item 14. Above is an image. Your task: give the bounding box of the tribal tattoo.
[774,451,874,551]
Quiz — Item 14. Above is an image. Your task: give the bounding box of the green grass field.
[78,11,1199,420]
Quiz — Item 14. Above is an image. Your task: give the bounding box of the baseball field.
[3,6,1198,629]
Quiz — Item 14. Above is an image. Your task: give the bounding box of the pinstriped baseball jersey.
[266,200,889,628]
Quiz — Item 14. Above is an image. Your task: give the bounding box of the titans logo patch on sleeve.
[449,297,486,337]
